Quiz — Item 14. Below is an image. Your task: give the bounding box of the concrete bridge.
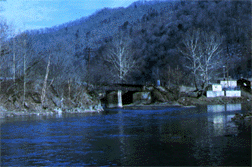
[94,83,145,108]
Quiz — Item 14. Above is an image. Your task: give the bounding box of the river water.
[1,104,251,166]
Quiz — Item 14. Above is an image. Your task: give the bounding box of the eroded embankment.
[0,79,103,118]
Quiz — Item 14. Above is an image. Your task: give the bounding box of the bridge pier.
[106,90,123,108]
[102,84,144,108]
[117,90,123,108]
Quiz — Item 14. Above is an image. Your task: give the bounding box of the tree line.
[0,0,251,97]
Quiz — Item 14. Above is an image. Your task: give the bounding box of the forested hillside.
[1,0,251,88]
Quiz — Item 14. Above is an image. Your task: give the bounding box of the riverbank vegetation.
[0,1,251,115]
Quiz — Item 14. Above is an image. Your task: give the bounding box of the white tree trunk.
[41,54,51,107]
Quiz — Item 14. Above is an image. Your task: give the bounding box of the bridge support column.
[117,90,123,108]
[106,90,123,108]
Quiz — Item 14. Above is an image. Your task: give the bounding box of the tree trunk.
[23,40,26,109]
[13,38,16,89]
[41,54,51,108]
[68,78,71,99]
[193,73,198,91]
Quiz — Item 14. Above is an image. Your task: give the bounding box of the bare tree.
[46,39,86,100]
[178,29,223,92]
[12,36,16,84]
[178,29,201,90]
[0,18,11,90]
[16,32,31,109]
[103,33,138,83]
[198,31,223,89]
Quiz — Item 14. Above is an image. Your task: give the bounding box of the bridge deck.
[93,83,144,92]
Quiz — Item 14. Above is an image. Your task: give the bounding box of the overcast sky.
[0,0,137,33]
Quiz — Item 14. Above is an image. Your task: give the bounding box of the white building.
[207,80,241,97]
[220,80,237,88]
[207,84,224,97]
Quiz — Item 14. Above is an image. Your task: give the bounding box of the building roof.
[247,78,252,82]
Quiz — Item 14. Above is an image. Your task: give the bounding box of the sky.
[0,0,138,33]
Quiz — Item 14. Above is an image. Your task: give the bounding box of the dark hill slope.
[4,0,252,85]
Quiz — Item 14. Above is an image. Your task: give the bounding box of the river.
[1,104,251,166]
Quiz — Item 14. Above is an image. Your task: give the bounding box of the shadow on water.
[1,104,251,166]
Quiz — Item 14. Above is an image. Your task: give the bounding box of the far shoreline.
[123,96,251,109]
[1,96,251,119]
[0,108,103,119]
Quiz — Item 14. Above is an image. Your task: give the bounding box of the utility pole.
[226,43,230,87]
[223,66,225,80]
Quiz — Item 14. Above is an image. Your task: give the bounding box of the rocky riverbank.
[0,79,103,118]
[125,85,252,108]
[177,96,251,106]
[231,111,252,125]
[1,82,251,118]
[230,110,252,136]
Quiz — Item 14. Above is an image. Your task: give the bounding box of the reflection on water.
[207,103,241,112]
[207,104,242,137]
[207,104,226,112]
[1,105,251,166]
[226,104,241,111]
[118,110,127,164]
